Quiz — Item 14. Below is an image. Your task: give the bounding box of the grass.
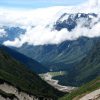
[48,71,66,77]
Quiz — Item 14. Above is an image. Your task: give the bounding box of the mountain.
[59,76,100,100]
[0,3,100,100]
[0,10,100,87]
[73,40,100,85]
[53,13,98,31]
[9,12,99,71]
[53,39,100,86]
[8,12,99,87]
[16,37,96,71]
[0,45,48,74]
[15,37,100,87]
[0,12,100,64]
[0,47,63,100]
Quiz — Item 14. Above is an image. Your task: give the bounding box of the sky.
[0,0,87,9]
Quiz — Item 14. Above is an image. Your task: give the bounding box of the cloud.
[1,0,100,47]
[4,19,100,47]
[0,28,7,37]
[88,0,100,7]
[0,6,65,27]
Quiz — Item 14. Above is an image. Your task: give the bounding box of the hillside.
[53,40,100,86]
[73,40,100,85]
[16,37,95,71]
[59,77,100,100]
[0,45,48,74]
[0,47,63,99]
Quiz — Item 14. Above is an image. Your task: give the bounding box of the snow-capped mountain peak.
[53,13,98,31]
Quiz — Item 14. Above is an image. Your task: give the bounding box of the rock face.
[0,96,18,100]
[0,82,37,100]
[0,82,52,100]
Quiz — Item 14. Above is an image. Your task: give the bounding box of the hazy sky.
[0,0,87,9]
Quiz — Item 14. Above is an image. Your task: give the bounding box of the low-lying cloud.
[3,21,100,47]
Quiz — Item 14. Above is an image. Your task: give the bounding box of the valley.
[0,0,100,99]
[16,37,100,87]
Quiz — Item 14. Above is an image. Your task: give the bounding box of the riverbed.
[41,72,76,93]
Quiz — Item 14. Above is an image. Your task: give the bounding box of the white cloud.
[87,0,100,7]
[4,20,100,47]
[0,6,65,27]
[1,0,100,47]
[3,38,22,47]
[0,28,7,37]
